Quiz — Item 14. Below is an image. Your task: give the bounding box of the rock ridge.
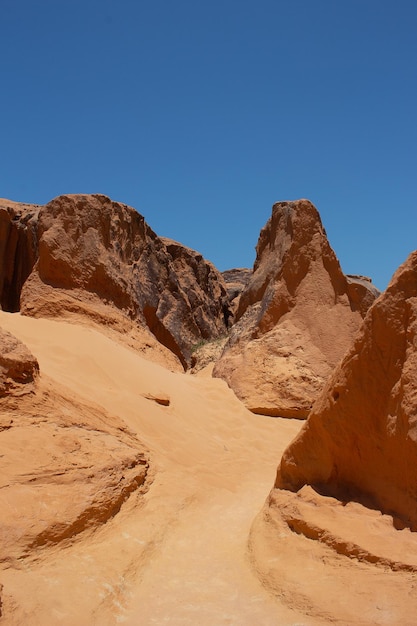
[1,194,231,369]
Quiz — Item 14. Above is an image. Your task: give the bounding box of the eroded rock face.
[346,274,381,317]
[1,194,230,369]
[0,327,39,397]
[221,268,252,322]
[0,329,149,562]
[213,200,379,417]
[276,250,417,529]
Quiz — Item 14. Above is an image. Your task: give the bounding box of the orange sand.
[0,311,312,625]
[1,311,417,625]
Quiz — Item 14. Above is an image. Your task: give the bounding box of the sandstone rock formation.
[221,268,252,321]
[1,194,231,369]
[0,199,39,312]
[213,200,380,418]
[188,267,253,372]
[0,325,149,565]
[0,327,39,397]
[346,274,381,317]
[275,249,417,529]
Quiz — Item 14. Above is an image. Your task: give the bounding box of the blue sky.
[2,1,416,291]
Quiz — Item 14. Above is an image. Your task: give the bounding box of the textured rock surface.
[276,250,417,529]
[0,327,39,397]
[0,328,149,564]
[346,274,381,317]
[214,200,379,417]
[250,484,417,625]
[221,268,252,322]
[1,194,230,369]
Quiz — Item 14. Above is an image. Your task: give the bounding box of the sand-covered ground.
[0,311,314,625]
[1,311,417,625]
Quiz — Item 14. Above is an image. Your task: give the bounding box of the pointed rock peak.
[214,199,378,418]
[238,199,347,331]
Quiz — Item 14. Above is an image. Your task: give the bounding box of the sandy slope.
[0,312,314,625]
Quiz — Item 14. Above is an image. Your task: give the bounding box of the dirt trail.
[0,312,313,625]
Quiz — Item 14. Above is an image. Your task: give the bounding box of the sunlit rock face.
[0,324,150,565]
[1,194,230,369]
[214,199,379,418]
[276,249,417,529]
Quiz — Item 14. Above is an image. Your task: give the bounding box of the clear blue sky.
[2,1,416,290]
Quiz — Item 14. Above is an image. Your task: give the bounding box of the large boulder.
[213,200,379,418]
[0,327,39,397]
[276,249,417,530]
[1,194,230,369]
[0,326,149,562]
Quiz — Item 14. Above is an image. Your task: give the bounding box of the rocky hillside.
[0,195,231,369]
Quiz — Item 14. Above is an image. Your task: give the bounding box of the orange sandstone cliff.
[0,195,231,369]
[275,249,417,529]
[214,199,379,417]
[246,250,417,624]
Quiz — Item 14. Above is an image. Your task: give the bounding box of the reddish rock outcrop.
[1,194,230,368]
[213,200,379,418]
[0,327,39,397]
[0,326,149,563]
[276,250,417,529]
[346,274,381,317]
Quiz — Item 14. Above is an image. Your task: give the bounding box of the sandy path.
[0,312,313,625]
[124,480,299,625]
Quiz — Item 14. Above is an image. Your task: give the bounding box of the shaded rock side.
[221,268,253,323]
[0,199,39,312]
[276,249,417,529]
[10,194,230,368]
[214,200,379,418]
[346,274,381,317]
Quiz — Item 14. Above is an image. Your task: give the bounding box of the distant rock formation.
[221,268,252,322]
[1,194,231,369]
[276,249,417,529]
[346,274,381,317]
[214,200,379,418]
